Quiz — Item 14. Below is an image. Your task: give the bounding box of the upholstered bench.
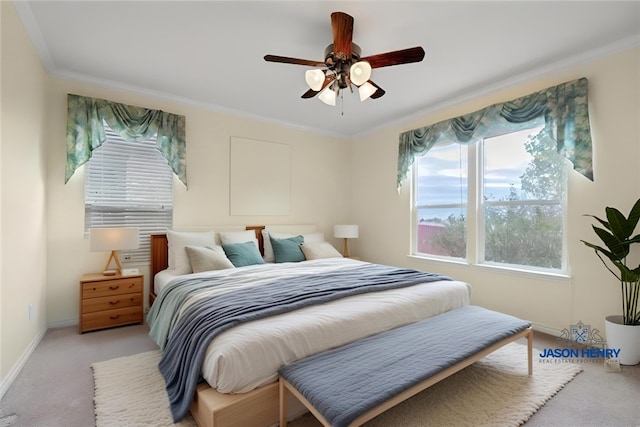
[278,305,532,427]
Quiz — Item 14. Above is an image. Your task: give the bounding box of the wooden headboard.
[149,225,265,304]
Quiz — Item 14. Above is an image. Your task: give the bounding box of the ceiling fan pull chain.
[341,91,344,116]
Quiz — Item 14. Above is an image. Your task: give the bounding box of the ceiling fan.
[264,11,425,106]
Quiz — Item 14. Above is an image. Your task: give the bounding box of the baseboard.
[47,318,78,329]
[0,324,47,400]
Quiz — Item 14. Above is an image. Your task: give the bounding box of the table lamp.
[89,227,139,275]
[334,225,359,258]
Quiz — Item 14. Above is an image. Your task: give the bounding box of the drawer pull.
[109,300,120,305]
[109,285,120,290]
[110,314,120,320]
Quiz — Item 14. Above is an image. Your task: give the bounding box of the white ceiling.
[15,1,640,137]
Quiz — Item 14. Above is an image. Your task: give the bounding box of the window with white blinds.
[85,124,173,264]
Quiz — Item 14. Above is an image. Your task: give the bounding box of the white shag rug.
[92,343,582,427]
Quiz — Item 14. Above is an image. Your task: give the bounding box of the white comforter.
[154,258,471,394]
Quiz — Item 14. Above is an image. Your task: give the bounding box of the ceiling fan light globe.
[359,81,378,102]
[305,69,325,91]
[318,85,337,106]
[349,61,372,86]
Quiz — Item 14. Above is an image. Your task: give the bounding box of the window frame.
[411,126,569,276]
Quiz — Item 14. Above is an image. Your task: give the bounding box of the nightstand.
[79,273,144,333]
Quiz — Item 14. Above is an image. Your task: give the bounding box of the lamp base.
[103,250,123,276]
[342,238,350,258]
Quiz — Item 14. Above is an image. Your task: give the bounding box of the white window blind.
[85,124,173,264]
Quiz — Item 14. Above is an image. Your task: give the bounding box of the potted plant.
[581,198,640,365]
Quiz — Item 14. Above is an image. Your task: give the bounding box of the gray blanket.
[156,263,451,421]
[279,305,531,427]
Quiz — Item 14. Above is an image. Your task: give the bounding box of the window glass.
[415,142,467,259]
[482,126,566,269]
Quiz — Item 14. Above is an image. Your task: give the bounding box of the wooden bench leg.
[279,378,288,427]
[280,377,333,427]
[526,327,533,375]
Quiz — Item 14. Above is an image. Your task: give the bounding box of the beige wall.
[45,80,352,325]
[351,47,640,335]
[0,1,49,388]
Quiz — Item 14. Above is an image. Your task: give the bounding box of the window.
[413,124,568,273]
[85,124,173,264]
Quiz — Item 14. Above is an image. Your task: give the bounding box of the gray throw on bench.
[279,305,531,427]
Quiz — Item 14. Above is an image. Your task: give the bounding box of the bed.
[147,225,472,427]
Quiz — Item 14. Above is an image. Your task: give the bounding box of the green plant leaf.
[627,198,640,233]
[606,206,629,238]
[583,214,610,231]
[581,240,617,261]
[614,260,640,282]
[593,226,628,259]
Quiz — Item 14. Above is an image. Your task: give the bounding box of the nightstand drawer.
[82,292,143,314]
[81,306,143,332]
[82,277,142,299]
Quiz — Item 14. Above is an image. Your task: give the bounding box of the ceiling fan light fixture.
[318,83,337,106]
[349,61,372,86]
[305,69,325,91]
[358,81,378,102]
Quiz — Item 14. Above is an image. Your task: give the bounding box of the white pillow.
[262,231,325,262]
[218,230,259,251]
[167,230,216,274]
[185,245,234,273]
[300,241,343,260]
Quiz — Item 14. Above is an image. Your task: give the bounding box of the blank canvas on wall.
[229,137,291,216]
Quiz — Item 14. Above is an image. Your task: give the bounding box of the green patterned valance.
[397,77,593,189]
[65,94,187,187]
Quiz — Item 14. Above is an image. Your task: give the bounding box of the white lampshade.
[90,227,139,252]
[334,224,359,239]
[318,84,337,106]
[358,81,378,102]
[349,61,372,86]
[90,227,139,275]
[305,69,325,91]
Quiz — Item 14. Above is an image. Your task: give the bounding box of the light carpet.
[92,343,582,427]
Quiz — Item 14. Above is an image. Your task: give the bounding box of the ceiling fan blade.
[361,47,425,69]
[331,12,353,59]
[369,81,385,99]
[264,55,326,67]
[301,75,336,99]
[301,89,319,99]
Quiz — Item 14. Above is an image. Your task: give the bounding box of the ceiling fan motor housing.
[324,43,362,88]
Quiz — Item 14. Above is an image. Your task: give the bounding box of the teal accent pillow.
[221,241,265,267]
[270,235,305,263]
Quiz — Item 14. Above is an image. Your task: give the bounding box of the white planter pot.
[605,315,640,365]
